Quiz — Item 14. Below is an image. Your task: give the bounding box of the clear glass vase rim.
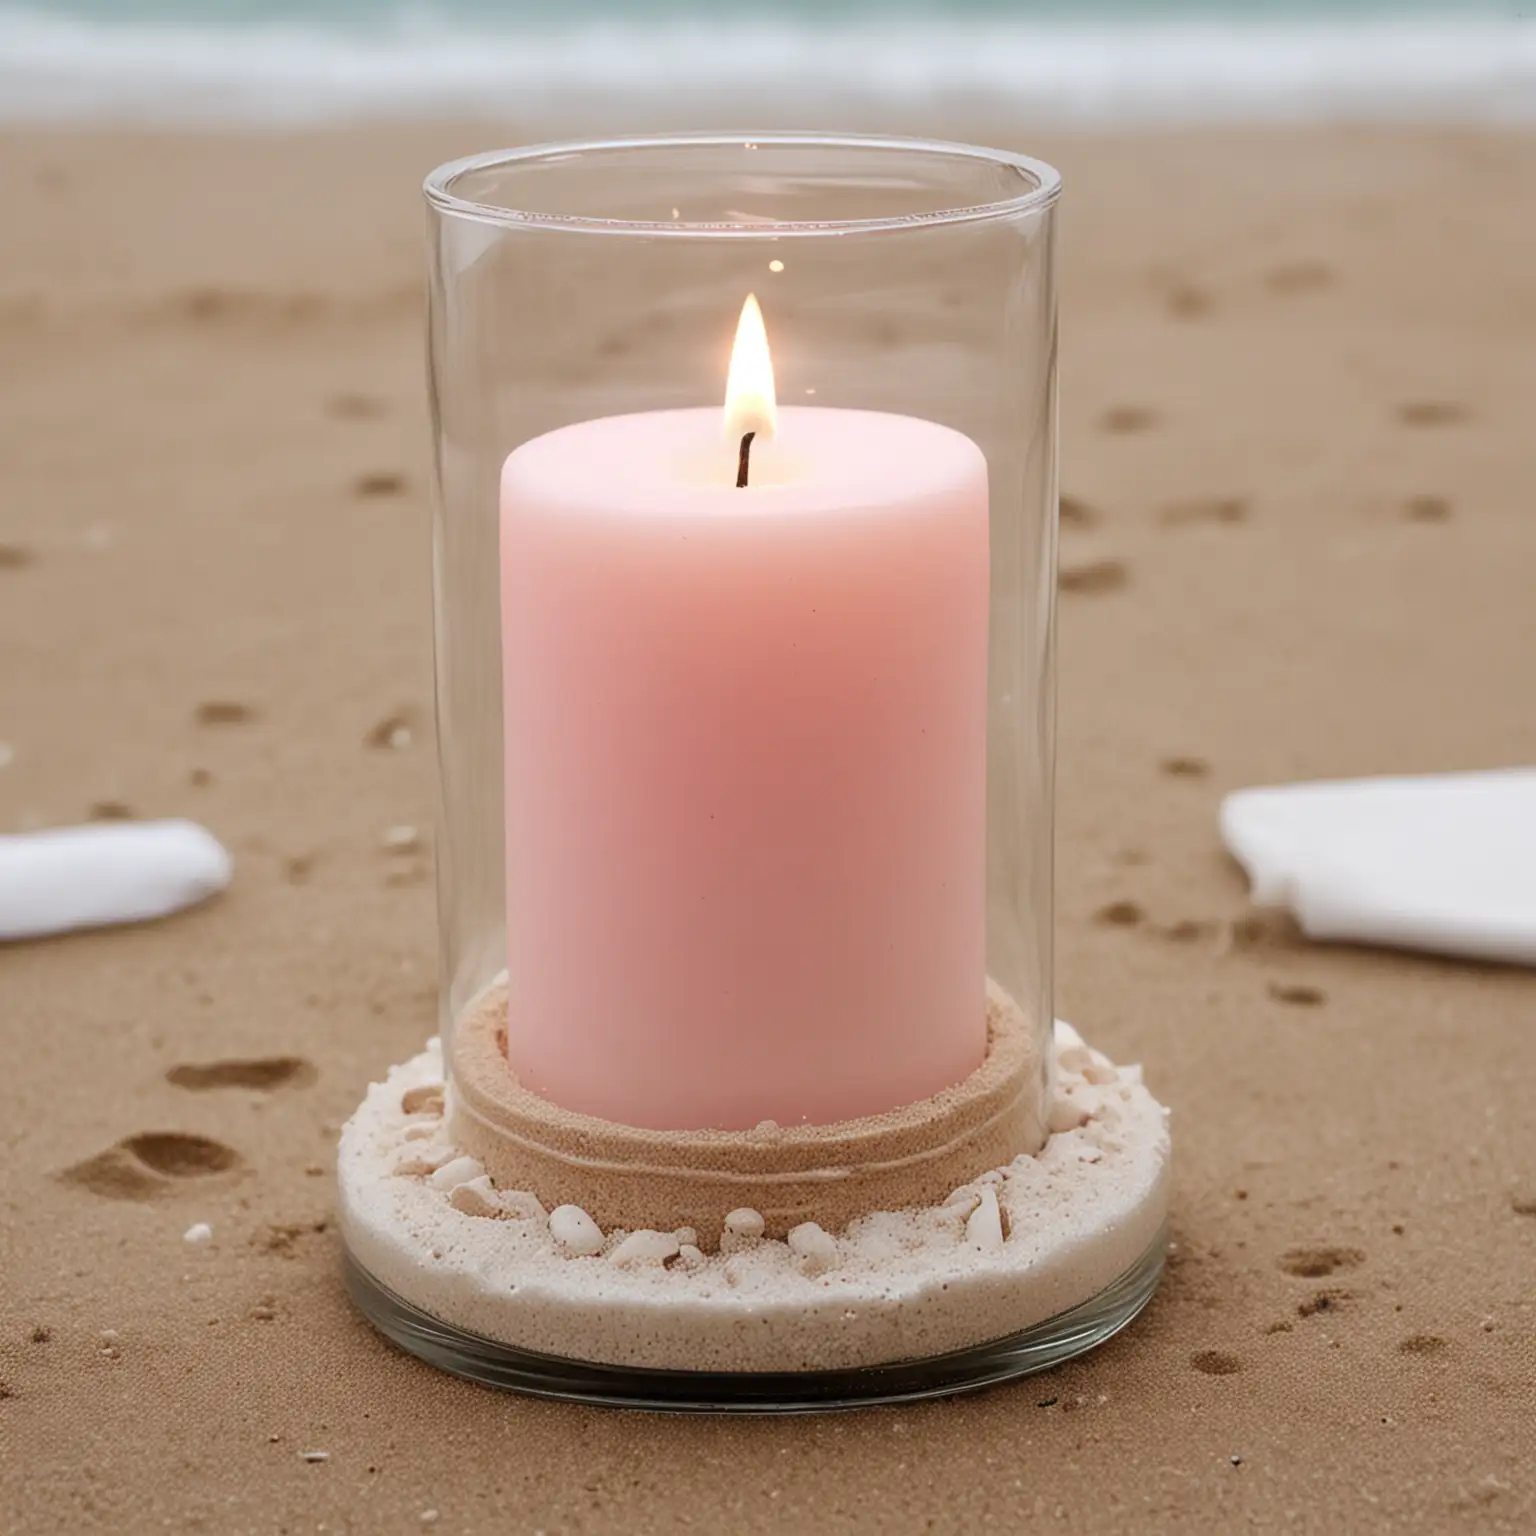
[423,132,1061,239]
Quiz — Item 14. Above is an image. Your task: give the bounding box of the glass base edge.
[342,1223,1167,1413]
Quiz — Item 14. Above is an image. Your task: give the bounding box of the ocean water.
[1,0,1531,125]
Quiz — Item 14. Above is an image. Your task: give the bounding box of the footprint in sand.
[1279,1245,1365,1278]
[1165,284,1213,320]
[1099,405,1160,435]
[166,1057,316,1092]
[195,700,255,726]
[59,1132,242,1201]
[1059,494,1101,529]
[1160,756,1211,779]
[1059,558,1129,596]
[1230,912,1306,952]
[1268,981,1327,1008]
[282,855,316,886]
[1297,1289,1353,1318]
[1396,401,1469,428]
[1405,494,1452,522]
[364,709,421,751]
[327,392,387,421]
[1265,261,1334,295]
[1161,918,1219,944]
[1191,1350,1243,1376]
[353,471,407,498]
[1158,496,1247,528]
[1094,900,1144,928]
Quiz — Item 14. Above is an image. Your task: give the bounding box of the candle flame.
[724,293,777,444]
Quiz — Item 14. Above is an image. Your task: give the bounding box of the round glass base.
[343,1224,1166,1413]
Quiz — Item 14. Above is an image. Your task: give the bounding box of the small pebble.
[448,1176,503,1219]
[100,1329,120,1344]
[673,1244,708,1271]
[428,1155,484,1191]
[549,1205,605,1257]
[967,1187,1005,1251]
[788,1221,838,1275]
[183,1222,213,1245]
[608,1229,681,1268]
[497,1190,547,1221]
[724,1208,765,1240]
[1047,1094,1091,1135]
[1058,1045,1093,1075]
[300,1450,330,1463]
[401,1084,444,1116]
[382,824,420,853]
[419,1514,439,1527]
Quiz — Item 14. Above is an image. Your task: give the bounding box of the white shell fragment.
[966,1187,1005,1251]
[427,1155,484,1191]
[723,1208,765,1239]
[1047,1093,1091,1135]
[496,1190,547,1221]
[548,1205,605,1257]
[0,820,232,942]
[608,1230,681,1268]
[787,1221,838,1275]
[448,1175,503,1218]
[1222,769,1536,966]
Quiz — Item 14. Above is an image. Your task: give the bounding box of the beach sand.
[2,122,1534,1532]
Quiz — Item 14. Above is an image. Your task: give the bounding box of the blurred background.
[0,0,1529,126]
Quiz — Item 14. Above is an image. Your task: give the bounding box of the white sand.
[337,1027,1170,1373]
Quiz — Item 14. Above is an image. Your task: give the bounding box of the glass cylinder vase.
[340,134,1168,1410]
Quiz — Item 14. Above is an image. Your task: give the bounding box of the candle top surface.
[501,406,987,521]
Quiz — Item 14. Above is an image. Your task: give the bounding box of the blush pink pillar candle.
[500,405,989,1131]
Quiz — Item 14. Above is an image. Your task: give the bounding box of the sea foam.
[0,6,1532,126]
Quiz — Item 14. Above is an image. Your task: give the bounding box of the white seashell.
[428,1155,484,1191]
[721,1208,766,1252]
[497,1190,547,1221]
[448,1176,502,1218]
[788,1221,838,1275]
[548,1205,605,1256]
[608,1229,681,1268]
[966,1187,1004,1251]
[1047,1095,1091,1135]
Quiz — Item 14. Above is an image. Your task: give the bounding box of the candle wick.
[736,431,756,489]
